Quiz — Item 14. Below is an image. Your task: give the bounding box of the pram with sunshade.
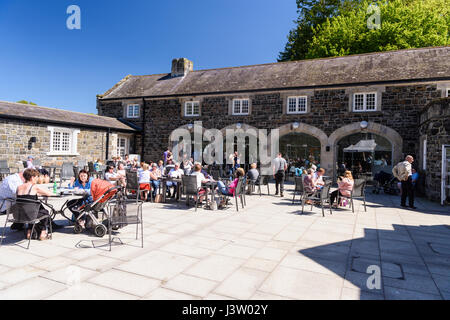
[373,171,399,195]
[71,179,121,237]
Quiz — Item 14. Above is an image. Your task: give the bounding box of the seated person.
[16,169,53,241]
[166,162,184,198]
[150,163,161,200]
[313,168,326,188]
[138,163,153,201]
[94,159,102,172]
[303,169,317,194]
[104,165,125,186]
[0,170,25,230]
[190,163,210,204]
[247,163,259,183]
[164,159,175,176]
[330,170,354,207]
[217,167,245,198]
[295,167,304,177]
[116,162,127,178]
[67,170,93,225]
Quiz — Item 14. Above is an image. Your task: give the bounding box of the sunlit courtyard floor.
[0,182,449,300]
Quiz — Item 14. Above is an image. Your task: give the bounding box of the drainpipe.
[141,98,146,161]
[106,127,110,160]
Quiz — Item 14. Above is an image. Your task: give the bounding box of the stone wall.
[0,118,117,169]
[98,83,441,167]
[419,98,450,202]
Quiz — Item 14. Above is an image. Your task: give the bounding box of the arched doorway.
[337,132,393,179]
[280,132,321,165]
[329,122,403,179]
[275,123,329,174]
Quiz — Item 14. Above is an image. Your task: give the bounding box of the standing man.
[393,155,416,209]
[273,152,287,197]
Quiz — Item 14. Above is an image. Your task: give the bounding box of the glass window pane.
[354,94,364,110]
[53,132,61,151]
[366,93,376,110]
[298,97,306,112]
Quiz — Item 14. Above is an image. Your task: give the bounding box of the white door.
[117,137,129,159]
[442,145,450,205]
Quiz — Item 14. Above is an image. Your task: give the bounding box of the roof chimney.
[171,58,193,77]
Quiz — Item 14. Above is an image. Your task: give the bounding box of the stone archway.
[274,122,331,171]
[329,122,403,178]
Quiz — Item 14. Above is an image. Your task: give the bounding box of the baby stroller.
[72,179,121,237]
[373,171,399,195]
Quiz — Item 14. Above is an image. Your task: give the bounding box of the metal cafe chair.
[0,198,52,249]
[338,178,367,213]
[292,176,305,204]
[125,171,150,204]
[181,175,205,212]
[302,183,333,217]
[0,160,10,181]
[59,162,74,188]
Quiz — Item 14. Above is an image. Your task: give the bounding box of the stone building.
[97,47,450,202]
[0,101,137,169]
[419,98,450,204]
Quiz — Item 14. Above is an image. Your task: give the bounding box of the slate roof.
[0,101,136,132]
[99,46,450,100]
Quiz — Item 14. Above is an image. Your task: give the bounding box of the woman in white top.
[138,163,154,201]
[104,165,125,186]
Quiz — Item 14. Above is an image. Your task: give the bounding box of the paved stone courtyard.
[0,182,449,300]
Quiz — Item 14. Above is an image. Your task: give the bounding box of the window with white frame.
[185,101,200,116]
[232,99,249,115]
[353,92,377,112]
[287,96,307,114]
[47,127,80,155]
[127,104,140,118]
[446,89,450,97]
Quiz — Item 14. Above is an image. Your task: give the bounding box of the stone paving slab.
[0,183,449,300]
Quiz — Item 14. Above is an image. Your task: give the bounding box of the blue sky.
[0,0,297,113]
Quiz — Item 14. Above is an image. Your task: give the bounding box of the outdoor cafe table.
[201,180,218,210]
[158,176,182,203]
[40,188,88,222]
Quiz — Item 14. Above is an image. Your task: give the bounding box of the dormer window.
[185,101,200,117]
[353,93,377,112]
[127,104,140,118]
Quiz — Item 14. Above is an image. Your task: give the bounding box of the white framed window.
[127,104,140,118]
[184,101,200,117]
[353,92,377,112]
[47,127,80,156]
[287,96,307,114]
[232,99,249,115]
[446,89,450,97]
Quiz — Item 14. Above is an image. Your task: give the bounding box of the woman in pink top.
[330,170,354,207]
[217,168,245,197]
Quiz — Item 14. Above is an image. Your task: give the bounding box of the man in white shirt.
[393,155,416,209]
[0,171,25,230]
[167,163,183,198]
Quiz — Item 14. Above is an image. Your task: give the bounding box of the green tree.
[305,0,449,59]
[278,0,358,61]
[17,100,37,105]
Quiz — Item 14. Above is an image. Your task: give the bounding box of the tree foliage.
[279,0,449,61]
[17,100,37,105]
